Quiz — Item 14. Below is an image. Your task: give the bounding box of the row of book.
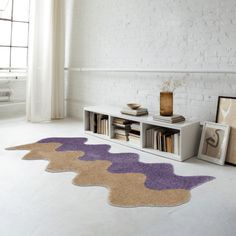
[113,117,141,144]
[89,112,109,135]
[146,127,180,154]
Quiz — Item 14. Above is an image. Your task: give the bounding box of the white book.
[174,133,179,155]
[154,130,158,150]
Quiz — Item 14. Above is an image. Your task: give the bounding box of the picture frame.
[216,96,236,165]
[198,121,230,165]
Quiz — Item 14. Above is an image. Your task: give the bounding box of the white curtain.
[27,0,65,122]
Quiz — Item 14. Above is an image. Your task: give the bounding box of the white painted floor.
[0,117,236,236]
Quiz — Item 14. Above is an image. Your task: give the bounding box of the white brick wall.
[65,0,236,122]
[66,72,236,121]
[65,0,236,71]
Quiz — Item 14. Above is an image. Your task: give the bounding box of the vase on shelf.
[160,92,173,116]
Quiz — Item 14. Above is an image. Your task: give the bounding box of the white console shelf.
[84,106,200,162]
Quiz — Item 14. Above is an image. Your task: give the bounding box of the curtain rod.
[64,67,236,74]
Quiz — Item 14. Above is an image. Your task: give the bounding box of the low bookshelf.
[84,106,200,162]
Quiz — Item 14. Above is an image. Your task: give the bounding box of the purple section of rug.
[38,137,215,190]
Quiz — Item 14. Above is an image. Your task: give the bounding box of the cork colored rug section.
[7,137,215,208]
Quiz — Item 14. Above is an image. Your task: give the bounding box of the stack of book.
[121,107,148,116]
[113,118,140,144]
[113,118,131,141]
[89,112,109,135]
[129,122,141,144]
[146,127,180,154]
[153,114,185,123]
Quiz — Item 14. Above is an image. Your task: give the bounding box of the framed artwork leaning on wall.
[198,122,230,165]
[216,96,236,165]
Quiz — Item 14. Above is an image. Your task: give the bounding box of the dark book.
[129,130,140,137]
[94,113,97,133]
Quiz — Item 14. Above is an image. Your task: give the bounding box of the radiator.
[0,88,12,102]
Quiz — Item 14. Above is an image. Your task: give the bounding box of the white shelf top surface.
[84,105,199,129]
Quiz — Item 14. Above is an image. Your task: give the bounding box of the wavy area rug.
[7,137,215,207]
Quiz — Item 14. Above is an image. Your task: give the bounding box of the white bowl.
[127,103,141,110]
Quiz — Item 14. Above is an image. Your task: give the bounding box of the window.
[0,0,30,73]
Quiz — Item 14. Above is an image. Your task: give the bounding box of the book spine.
[174,133,179,155]
[154,131,157,150]
[101,119,103,135]
[89,112,92,132]
[166,137,171,153]
[94,114,97,133]
[171,135,174,153]
[104,119,107,135]
[107,119,109,136]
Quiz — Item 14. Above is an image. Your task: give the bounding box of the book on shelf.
[114,129,140,142]
[89,112,94,132]
[131,122,140,132]
[153,114,185,123]
[129,135,140,144]
[129,130,140,138]
[112,118,140,143]
[121,107,148,116]
[174,132,179,155]
[113,117,132,125]
[100,118,109,135]
[114,133,128,141]
[112,123,130,129]
[89,112,109,135]
[113,118,140,132]
[145,127,180,155]
[113,118,132,130]
[94,113,97,133]
[146,127,157,148]
[114,128,128,136]
[166,135,173,153]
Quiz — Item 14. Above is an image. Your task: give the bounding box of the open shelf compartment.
[141,123,181,160]
[84,110,110,137]
[110,116,141,148]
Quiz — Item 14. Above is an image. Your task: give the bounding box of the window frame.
[0,0,30,74]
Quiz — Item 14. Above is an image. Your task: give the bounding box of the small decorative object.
[216,96,236,165]
[198,121,230,165]
[160,79,185,116]
[127,103,141,110]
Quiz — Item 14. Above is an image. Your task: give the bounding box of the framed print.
[198,122,230,165]
[216,96,236,165]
